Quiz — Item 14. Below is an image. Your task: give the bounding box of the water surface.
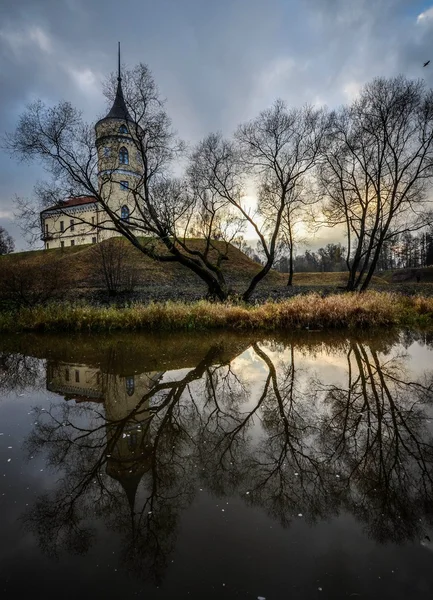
[1,329,433,599]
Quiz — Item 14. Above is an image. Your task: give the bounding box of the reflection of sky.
[1,333,433,598]
[231,337,433,386]
[403,340,433,374]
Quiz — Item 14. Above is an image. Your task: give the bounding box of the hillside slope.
[0,239,285,294]
[378,265,433,284]
[0,239,394,299]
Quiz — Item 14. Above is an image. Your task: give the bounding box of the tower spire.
[97,43,131,122]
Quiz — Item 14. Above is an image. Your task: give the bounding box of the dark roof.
[103,78,132,121]
[64,393,104,404]
[42,196,97,213]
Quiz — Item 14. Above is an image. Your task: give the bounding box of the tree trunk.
[242,261,273,302]
[286,235,294,286]
[360,248,380,291]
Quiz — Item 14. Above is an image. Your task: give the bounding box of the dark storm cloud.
[1,0,433,248]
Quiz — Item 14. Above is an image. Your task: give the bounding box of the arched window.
[125,376,135,396]
[119,146,129,164]
[121,205,130,221]
[119,124,128,134]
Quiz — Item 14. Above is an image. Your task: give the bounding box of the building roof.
[41,196,97,213]
[104,78,132,121]
[99,43,132,123]
[64,394,105,404]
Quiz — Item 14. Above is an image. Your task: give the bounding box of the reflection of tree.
[19,334,433,584]
[22,344,233,582]
[0,352,43,394]
[240,342,341,527]
[318,340,433,543]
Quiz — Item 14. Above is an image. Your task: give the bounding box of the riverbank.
[0,292,432,332]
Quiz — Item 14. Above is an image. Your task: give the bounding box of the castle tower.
[94,43,141,230]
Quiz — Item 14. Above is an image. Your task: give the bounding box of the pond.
[1,329,433,599]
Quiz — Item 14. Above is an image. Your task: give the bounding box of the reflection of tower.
[103,371,162,512]
[46,360,163,509]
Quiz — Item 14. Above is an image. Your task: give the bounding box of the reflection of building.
[47,362,103,402]
[47,360,163,509]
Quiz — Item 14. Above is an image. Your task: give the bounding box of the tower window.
[120,180,128,190]
[126,376,135,396]
[121,205,130,221]
[119,146,129,165]
[119,125,128,134]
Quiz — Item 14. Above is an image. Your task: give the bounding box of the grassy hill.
[0,239,394,302]
[0,239,284,295]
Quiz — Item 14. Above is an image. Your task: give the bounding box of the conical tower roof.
[100,42,132,122]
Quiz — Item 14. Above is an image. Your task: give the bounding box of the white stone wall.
[42,204,104,249]
[41,115,143,249]
[95,118,143,223]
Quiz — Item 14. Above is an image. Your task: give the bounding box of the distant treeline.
[274,243,347,273]
[272,227,433,274]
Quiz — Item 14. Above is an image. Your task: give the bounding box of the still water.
[1,329,433,599]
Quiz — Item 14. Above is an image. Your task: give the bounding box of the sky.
[1,0,433,250]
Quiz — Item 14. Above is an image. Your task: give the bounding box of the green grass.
[1,292,432,333]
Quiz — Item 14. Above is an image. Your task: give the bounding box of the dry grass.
[0,241,391,296]
[0,292,432,333]
[291,271,388,286]
[0,238,275,291]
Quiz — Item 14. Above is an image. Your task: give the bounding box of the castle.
[40,45,140,249]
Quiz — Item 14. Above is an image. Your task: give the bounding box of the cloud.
[0,24,52,57]
[1,0,433,251]
[417,6,433,22]
[65,66,101,98]
[343,81,362,102]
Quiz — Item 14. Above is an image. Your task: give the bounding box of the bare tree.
[235,101,328,298]
[0,259,70,307]
[188,103,327,300]
[4,65,234,301]
[91,238,137,296]
[259,182,310,286]
[0,226,14,254]
[5,66,329,302]
[319,76,433,292]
